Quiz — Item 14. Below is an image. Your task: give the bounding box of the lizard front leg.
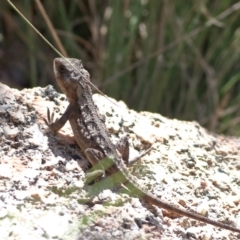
[44,101,78,132]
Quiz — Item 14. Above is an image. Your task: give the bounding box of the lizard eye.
[58,65,65,73]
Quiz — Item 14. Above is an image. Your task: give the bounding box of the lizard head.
[53,58,90,102]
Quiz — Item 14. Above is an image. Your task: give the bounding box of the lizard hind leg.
[85,148,104,166]
[128,146,153,166]
[116,136,153,166]
[84,148,105,184]
[115,136,130,165]
[84,148,115,184]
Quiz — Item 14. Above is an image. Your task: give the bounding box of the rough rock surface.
[0,82,240,240]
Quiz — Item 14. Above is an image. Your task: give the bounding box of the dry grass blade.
[35,0,68,57]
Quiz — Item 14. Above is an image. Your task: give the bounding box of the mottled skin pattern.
[45,57,240,233]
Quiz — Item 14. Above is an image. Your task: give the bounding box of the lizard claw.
[43,108,52,125]
[43,107,59,132]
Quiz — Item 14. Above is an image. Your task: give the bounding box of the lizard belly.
[69,113,100,152]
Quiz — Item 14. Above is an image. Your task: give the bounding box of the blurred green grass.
[1,0,240,135]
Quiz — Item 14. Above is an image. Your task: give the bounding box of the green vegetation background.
[1,0,240,135]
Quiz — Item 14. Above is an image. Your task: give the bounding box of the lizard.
[44,57,240,233]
